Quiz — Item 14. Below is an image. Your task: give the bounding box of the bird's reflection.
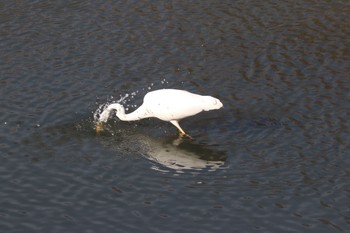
[111,130,227,172]
[94,118,227,172]
[29,119,227,172]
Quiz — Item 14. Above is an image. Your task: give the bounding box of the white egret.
[96,89,223,137]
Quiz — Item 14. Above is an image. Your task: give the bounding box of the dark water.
[1,1,349,232]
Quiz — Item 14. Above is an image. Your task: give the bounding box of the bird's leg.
[170,120,192,139]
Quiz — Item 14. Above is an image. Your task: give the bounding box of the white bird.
[96,89,223,137]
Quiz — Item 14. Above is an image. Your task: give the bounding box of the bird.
[95,89,223,137]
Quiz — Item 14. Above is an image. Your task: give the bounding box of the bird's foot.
[95,122,105,135]
[179,131,193,140]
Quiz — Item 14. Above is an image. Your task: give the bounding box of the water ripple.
[1,0,349,232]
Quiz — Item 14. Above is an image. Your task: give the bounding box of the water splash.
[93,93,130,124]
[93,79,169,124]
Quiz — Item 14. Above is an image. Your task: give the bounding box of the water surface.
[1,1,349,233]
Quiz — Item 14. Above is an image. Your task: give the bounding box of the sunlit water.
[1,1,349,233]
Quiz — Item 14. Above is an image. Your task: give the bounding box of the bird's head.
[98,103,124,122]
[96,103,125,134]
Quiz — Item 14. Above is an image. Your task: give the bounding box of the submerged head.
[95,103,124,134]
[98,103,124,122]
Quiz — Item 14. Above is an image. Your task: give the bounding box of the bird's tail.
[202,96,223,111]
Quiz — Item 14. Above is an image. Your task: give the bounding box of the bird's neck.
[117,104,150,121]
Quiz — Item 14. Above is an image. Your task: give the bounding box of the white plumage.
[97,89,223,136]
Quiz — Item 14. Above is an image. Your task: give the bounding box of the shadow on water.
[23,118,227,173]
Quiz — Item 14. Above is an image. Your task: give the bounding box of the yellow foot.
[95,122,104,135]
[179,131,193,140]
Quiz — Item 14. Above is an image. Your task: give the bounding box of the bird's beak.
[95,122,104,135]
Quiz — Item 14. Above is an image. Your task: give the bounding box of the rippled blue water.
[1,1,349,233]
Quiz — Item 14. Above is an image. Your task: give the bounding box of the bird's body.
[97,89,223,136]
